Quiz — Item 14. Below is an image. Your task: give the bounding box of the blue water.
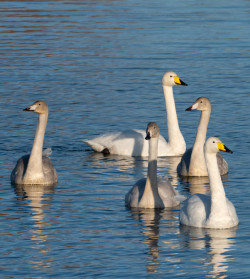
[1,0,250,278]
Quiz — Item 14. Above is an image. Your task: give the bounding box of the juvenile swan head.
[186,96,211,112]
[24,100,48,114]
[145,122,160,140]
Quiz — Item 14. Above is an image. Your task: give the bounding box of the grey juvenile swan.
[11,101,57,186]
[178,97,228,177]
[125,122,181,208]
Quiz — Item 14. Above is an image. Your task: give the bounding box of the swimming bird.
[177,97,228,176]
[125,122,181,208]
[180,137,238,229]
[83,71,187,156]
[11,101,57,186]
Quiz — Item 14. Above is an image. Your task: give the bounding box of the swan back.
[11,155,58,186]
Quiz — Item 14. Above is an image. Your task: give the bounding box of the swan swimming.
[83,71,187,156]
[178,97,228,176]
[125,122,181,209]
[11,101,57,186]
[180,137,238,229]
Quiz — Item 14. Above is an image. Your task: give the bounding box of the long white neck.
[24,113,48,180]
[205,152,228,217]
[163,85,185,154]
[139,137,159,207]
[190,109,210,169]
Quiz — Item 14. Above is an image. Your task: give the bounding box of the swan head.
[24,101,48,114]
[145,122,160,140]
[205,137,233,154]
[186,96,211,112]
[162,71,187,87]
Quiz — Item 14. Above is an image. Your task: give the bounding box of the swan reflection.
[180,176,210,195]
[14,184,54,255]
[163,156,182,187]
[180,172,229,196]
[130,208,176,274]
[180,225,237,278]
[86,152,182,188]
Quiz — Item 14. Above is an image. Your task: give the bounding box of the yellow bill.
[217,142,233,153]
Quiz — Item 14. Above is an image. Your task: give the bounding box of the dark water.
[1,1,250,278]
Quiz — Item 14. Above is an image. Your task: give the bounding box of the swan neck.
[193,110,210,150]
[206,152,227,215]
[25,113,48,178]
[145,138,158,195]
[163,85,180,137]
[163,85,185,152]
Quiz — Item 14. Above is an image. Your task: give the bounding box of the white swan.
[180,137,238,229]
[178,97,228,176]
[11,101,57,186]
[83,71,187,156]
[125,122,181,209]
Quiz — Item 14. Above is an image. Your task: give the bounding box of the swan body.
[180,137,238,229]
[178,97,228,176]
[83,71,187,157]
[11,101,57,186]
[125,122,180,209]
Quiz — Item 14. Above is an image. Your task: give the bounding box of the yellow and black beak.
[173,76,188,86]
[217,142,233,154]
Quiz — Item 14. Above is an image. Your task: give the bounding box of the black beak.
[224,145,233,154]
[23,106,31,111]
[145,131,151,140]
[179,79,188,86]
[185,105,193,111]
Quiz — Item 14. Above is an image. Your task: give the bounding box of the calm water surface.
[1,0,250,278]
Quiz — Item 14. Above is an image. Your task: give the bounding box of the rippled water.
[1,1,250,278]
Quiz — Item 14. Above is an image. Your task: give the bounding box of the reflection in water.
[86,152,182,188]
[164,156,182,187]
[180,225,237,278]
[180,176,210,195]
[14,184,54,261]
[85,152,138,172]
[180,174,228,195]
[180,173,229,196]
[130,208,175,274]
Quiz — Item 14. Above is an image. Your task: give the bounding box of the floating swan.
[11,101,57,186]
[125,122,181,208]
[178,97,228,176]
[180,137,238,229]
[83,71,187,156]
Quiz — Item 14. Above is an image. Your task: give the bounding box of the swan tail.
[43,147,52,157]
[82,140,107,153]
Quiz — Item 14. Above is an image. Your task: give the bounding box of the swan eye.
[170,75,172,77]
[213,141,215,143]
